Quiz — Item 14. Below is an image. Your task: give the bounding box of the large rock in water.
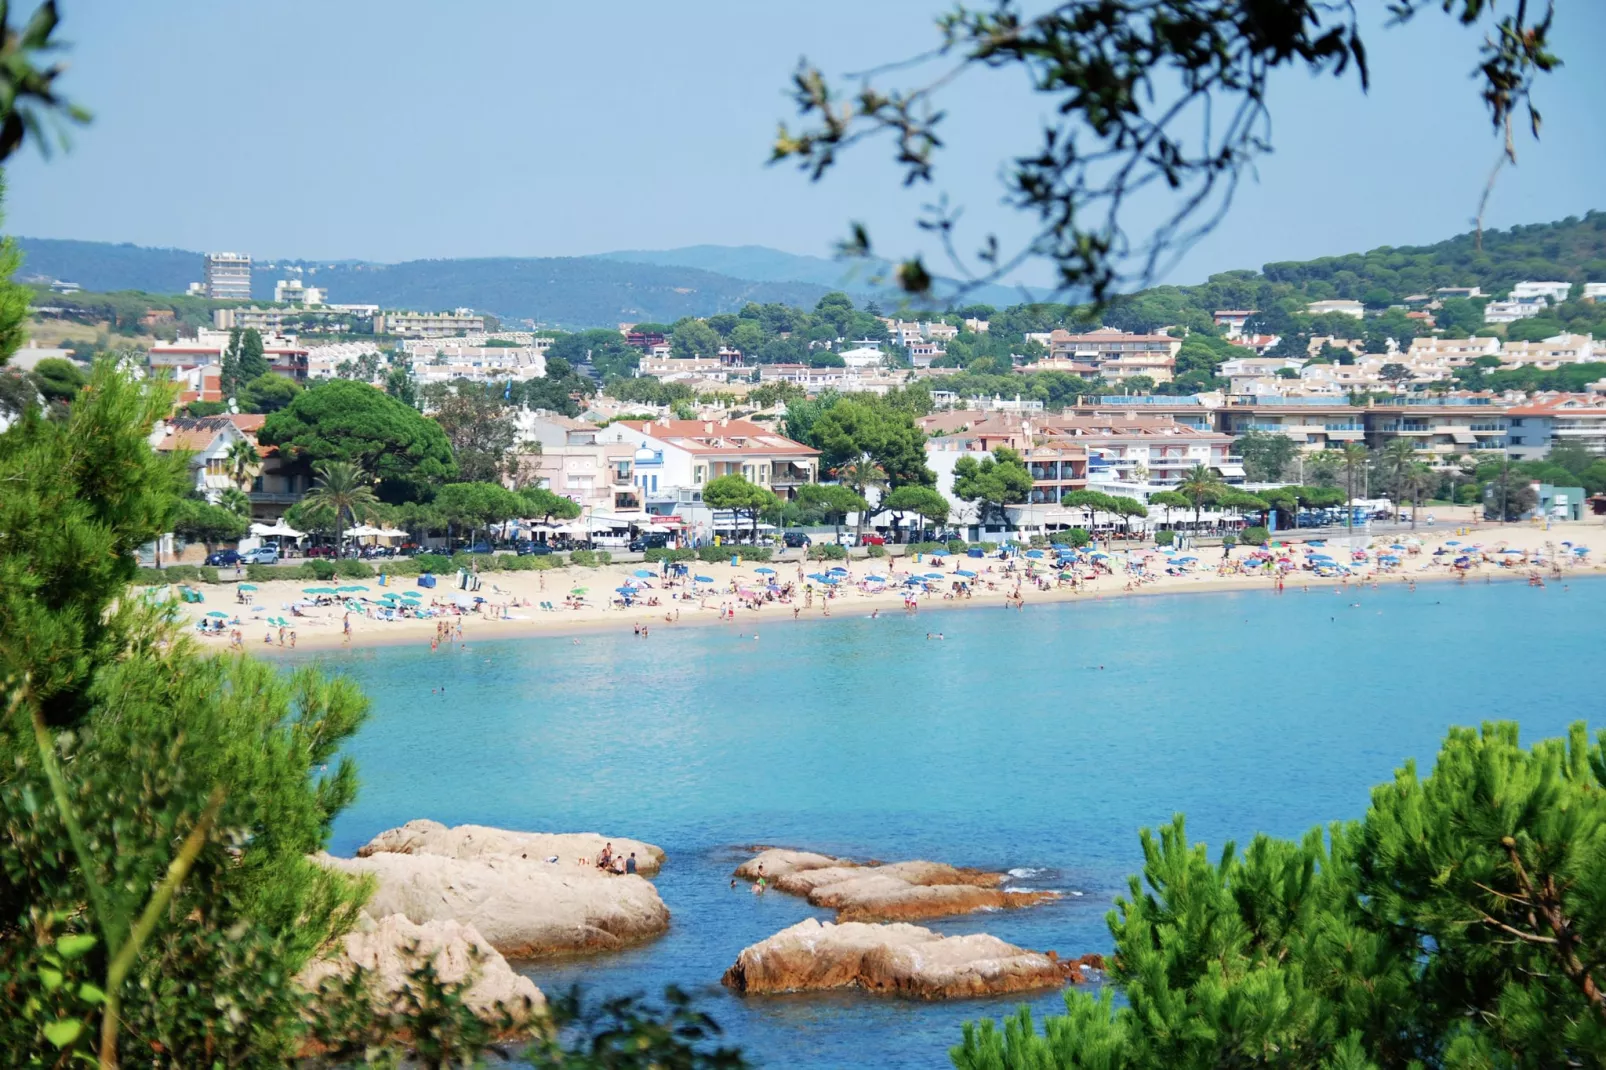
[315,851,670,958]
[297,912,545,1031]
[357,819,665,877]
[734,848,1056,921]
[722,918,1083,999]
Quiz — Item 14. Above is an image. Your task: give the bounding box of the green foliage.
[806,396,935,488]
[644,547,697,564]
[427,380,519,484]
[520,485,583,523]
[29,356,85,405]
[171,497,247,549]
[1154,528,1175,546]
[954,721,1606,1068]
[1065,527,1090,548]
[1236,430,1297,482]
[702,474,780,541]
[434,481,523,541]
[946,538,969,554]
[953,447,1032,527]
[415,552,451,574]
[332,558,374,579]
[1241,525,1269,545]
[236,371,301,414]
[569,549,601,568]
[258,380,457,503]
[808,542,848,561]
[307,558,337,581]
[866,543,887,558]
[795,482,868,533]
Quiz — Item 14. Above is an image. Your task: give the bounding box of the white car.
[240,546,279,565]
[835,532,857,547]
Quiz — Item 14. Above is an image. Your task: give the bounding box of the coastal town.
[5,3,1606,1067]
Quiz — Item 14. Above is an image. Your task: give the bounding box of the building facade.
[204,252,252,300]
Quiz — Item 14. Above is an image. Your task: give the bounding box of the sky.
[8,0,1606,289]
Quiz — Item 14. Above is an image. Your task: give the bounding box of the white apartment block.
[1499,333,1596,368]
[204,252,252,301]
[1510,280,1573,303]
[410,346,547,383]
[373,309,486,337]
[1306,299,1364,318]
[1583,283,1606,302]
[1483,298,1548,324]
[274,278,326,306]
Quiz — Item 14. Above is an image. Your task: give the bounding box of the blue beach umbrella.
[238,583,257,591]
[755,566,776,575]
[1175,556,1198,563]
[205,610,228,618]
[1445,540,1460,546]
[634,569,654,578]
[1389,543,1406,550]
[1025,549,1045,558]
[616,587,636,594]
[955,569,977,578]
[694,575,714,584]
[828,565,849,573]
[865,574,887,582]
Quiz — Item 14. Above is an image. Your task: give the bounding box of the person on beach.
[625,852,637,875]
[289,630,297,648]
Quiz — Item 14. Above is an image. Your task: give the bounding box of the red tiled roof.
[620,418,818,456]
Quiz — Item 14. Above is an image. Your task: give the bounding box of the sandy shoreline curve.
[160,517,1603,653]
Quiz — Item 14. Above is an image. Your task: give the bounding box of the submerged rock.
[316,850,670,959]
[357,819,664,877]
[297,912,545,1030]
[734,848,1057,921]
[722,918,1081,999]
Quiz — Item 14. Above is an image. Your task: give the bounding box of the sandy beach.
[163,514,1605,653]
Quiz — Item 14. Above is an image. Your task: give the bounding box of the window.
[694,465,706,485]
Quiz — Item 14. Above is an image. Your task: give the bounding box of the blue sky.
[8,0,1605,288]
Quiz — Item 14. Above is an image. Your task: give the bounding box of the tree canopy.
[258,379,456,503]
[952,447,1032,528]
[702,473,779,541]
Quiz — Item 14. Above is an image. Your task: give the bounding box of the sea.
[292,576,1606,1069]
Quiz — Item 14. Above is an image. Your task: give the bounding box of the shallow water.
[296,577,1606,1069]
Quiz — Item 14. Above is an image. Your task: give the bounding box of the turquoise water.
[298,578,1605,1069]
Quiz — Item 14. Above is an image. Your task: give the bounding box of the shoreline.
[158,519,1605,654]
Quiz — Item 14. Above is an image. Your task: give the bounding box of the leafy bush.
[1241,525,1269,546]
[1222,533,1239,548]
[332,558,374,579]
[164,565,200,583]
[946,539,969,554]
[808,543,848,561]
[595,550,612,565]
[1154,529,1176,547]
[1067,528,1091,548]
[695,546,730,563]
[738,547,772,562]
[134,567,167,585]
[569,549,600,567]
[867,544,888,558]
[645,547,696,563]
[529,554,563,570]
[906,541,942,554]
[379,558,421,576]
[197,565,221,584]
[415,553,451,574]
[308,559,337,581]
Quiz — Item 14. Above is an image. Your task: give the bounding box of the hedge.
[808,543,848,561]
[945,539,969,554]
[866,544,888,558]
[1241,526,1269,546]
[134,567,167,585]
[1154,529,1176,547]
[569,549,604,567]
[379,558,422,576]
[644,547,696,564]
[415,553,451,574]
[906,541,943,555]
[333,559,375,579]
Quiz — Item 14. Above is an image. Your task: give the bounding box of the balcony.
[249,490,303,505]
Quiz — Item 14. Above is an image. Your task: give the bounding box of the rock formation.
[357,819,664,877]
[316,849,670,959]
[734,848,1057,922]
[722,918,1086,999]
[297,912,545,1031]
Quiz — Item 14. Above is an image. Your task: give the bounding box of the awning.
[1216,464,1247,478]
[250,520,304,538]
[346,524,385,537]
[1451,432,1476,444]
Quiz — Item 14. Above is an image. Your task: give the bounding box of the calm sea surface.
[291,577,1606,1069]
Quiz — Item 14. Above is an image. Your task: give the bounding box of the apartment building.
[1499,334,1596,368]
[1363,399,1508,457]
[596,417,820,499]
[148,330,310,381]
[1213,310,1254,339]
[1484,297,1548,324]
[204,252,252,301]
[1047,328,1180,381]
[1510,280,1573,303]
[1407,335,1502,367]
[273,278,325,306]
[1505,395,1606,459]
[410,345,547,385]
[513,413,644,527]
[373,309,486,337]
[1306,299,1364,318]
[1217,397,1367,452]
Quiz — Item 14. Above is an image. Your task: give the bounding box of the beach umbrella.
[205,610,228,618]
[1498,549,1522,556]
[1089,551,1109,559]
[238,583,257,591]
[1574,546,1589,555]
[1389,543,1406,550]
[1025,549,1045,558]
[828,565,849,574]
[1445,540,1460,546]
[923,572,944,580]
[955,568,977,578]
[1175,556,1198,563]
[865,574,887,582]
[634,569,654,578]
[337,585,369,593]
[755,566,776,575]
[303,587,336,595]
[694,575,714,584]
[615,587,636,595]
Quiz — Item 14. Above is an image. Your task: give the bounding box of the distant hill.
[594,244,1027,308]
[1258,211,1606,298]
[14,239,834,328]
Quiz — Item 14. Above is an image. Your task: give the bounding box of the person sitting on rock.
[596,842,613,870]
[625,852,637,875]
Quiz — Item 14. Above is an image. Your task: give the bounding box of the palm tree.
[1380,438,1416,520]
[1340,442,1370,537]
[224,437,261,491]
[1178,465,1225,535]
[835,457,888,537]
[1408,462,1436,531]
[303,461,379,558]
[219,486,251,518]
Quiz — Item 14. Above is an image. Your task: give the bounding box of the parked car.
[782,531,812,549]
[204,549,241,567]
[466,542,495,555]
[359,545,396,559]
[240,546,279,565]
[629,533,671,552]
[835,532,857,547]
[304,545,338,559]
[514,540,555,556]
[861,533,887,546]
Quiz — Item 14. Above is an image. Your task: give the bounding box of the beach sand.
[168,513,1605,653]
